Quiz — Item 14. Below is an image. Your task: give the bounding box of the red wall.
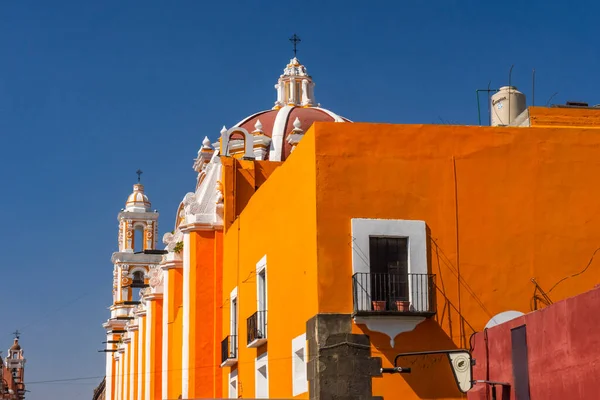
[468,285,600,399]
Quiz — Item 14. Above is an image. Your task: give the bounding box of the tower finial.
[12,330,20,340]
[136,169,143,183]
[289,34,301,57]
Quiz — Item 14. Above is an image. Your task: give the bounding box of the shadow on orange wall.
[369,320,465,398]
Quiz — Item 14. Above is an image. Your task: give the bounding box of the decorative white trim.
[251,256,268,348]
[314,106,346,122]
[354,316,425,348]
[115,356,121,400]
[230,286,238,339]
[351,218,427,275]
[269,106,293,161]
[222,127,255,159]
[137,316,144,400]
[291,333,308,396]
[350,218,429,346]
[145,299,152,400]
[162,269,170,399]
[129,332,135,400]
[182,232,191,398]
[228,369,238,398]
[234,110,270,129]
[255,352,269,399]
[123,341,129,400]
[105,335,114,400]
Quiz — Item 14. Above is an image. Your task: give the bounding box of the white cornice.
[145,293,163,301]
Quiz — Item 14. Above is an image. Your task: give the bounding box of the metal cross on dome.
[289,34,301,57]
[136,169,143,183]
[12,330,20,340]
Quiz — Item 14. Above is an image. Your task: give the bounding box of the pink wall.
[468,285,600,399]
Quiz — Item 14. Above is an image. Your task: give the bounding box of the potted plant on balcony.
[372,300,386,311]
[395,300,411,312]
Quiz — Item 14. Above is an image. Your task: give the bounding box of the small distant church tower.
[4,335,26,399]
[102,172,163,400]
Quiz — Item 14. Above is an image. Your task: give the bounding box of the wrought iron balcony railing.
[352,272,436,317]
[247,310,267,347]
[220,335,237,367]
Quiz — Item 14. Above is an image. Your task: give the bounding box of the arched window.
[131,270,146,300]
[134,226,145,252]
[132,271,145,288]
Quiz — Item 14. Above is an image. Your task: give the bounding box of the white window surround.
[222,287,239,367]
[291,333,308,396]
[249,255,268,348]
[228,369,238,399]
[350,218,430,347]
[255,352,269,398]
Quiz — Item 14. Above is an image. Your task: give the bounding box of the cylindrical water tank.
[490,86,526,126]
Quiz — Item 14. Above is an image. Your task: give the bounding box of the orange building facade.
[102,56,600,400]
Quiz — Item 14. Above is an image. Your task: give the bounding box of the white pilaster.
[130,336,136,400]
[182,232,191,398]
[105,344,113,400]
[145,302,152,400]
[138,317,145,400]
[115,357,121,400]
[123,347,128,400]
[162,269,170,400]
[289,79,295,103]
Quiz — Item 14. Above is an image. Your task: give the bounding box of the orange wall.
[220,132,319,399]
[308,121,600,399]
[188,229,223,399]
[529,106,600,127]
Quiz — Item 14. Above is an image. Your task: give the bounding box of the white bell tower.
[103,171,164,400]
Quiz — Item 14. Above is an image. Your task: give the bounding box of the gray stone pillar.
[306,314,383,400]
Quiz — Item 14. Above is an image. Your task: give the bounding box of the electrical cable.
[547,246,600,294]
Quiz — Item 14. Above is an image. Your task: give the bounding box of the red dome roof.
[234,105,350,160]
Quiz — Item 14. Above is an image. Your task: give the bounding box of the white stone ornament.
[254,119,263,134]
[202,136,212,149]
[293,117,302,131]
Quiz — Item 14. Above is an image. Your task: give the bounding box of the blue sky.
[0,0,598,398]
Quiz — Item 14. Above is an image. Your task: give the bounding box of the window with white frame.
[255,352,269,398]
[230,287,238,356]
[351,218,429,313]
[256,256,267,339]
[291,333,308,395]
[228,368,238,398]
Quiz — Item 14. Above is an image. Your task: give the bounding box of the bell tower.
[5,334,26,400]
[103,173,164,400]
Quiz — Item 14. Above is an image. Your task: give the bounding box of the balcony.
[220,335,237,367]
[352,272,436,317]
[247,310,267,348]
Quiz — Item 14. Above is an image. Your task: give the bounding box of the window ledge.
[247,337,267,348]
[220,358,238,368]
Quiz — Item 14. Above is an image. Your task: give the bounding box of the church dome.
[125,184,151,212]
[221,57,351,161]
[10,339,21,351]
